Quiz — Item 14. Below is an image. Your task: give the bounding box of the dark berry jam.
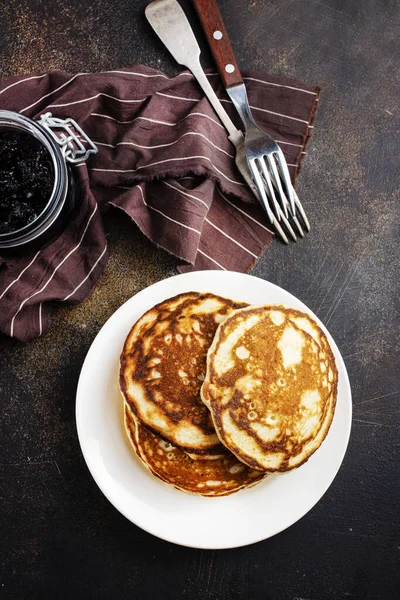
[0,131,54,234]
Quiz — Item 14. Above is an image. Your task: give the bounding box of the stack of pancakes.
[120,292,338,497]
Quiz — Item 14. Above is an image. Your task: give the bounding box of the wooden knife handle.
[192,0,243,89]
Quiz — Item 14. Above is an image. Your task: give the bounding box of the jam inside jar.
[0,111,97,254]
[0,131,55,235]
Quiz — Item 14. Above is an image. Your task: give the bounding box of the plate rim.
[76,270,352,549]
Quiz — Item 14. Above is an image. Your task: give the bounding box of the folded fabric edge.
[92,163,253,206]
[293,86,322,184]
[176,241,270,274]
[108,202,194,266]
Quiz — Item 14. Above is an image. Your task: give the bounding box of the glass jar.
[0,110,97,252]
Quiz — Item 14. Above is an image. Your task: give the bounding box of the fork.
[193,0,310,234]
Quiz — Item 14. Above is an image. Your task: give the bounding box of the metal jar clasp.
[38,112,98,164]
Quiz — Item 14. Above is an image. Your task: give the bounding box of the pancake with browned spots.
[120,292,248,457]
[124,404,266,496]
[201,306,338,472]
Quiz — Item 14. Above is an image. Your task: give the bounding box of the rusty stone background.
[0,1,399,599]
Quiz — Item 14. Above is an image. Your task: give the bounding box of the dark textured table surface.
[0,1,399,599]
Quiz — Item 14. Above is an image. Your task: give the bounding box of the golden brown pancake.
[201,305,338,472]
[124,404,266,496]
[120,292,247,457]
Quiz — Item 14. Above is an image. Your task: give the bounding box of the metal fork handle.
[226,83,258,130]
[192,0,243,89]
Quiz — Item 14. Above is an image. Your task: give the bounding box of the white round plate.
[76,271,352,549]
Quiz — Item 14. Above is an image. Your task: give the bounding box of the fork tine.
[248,159,291,244]
[272,215,290,244]
[274,148,296,216]
[277,204,297,242]
[258,157,282,220]
[291,215,305,238]
[266,154,289,219]
[248,157,310,244]
[293,189,310,232]
[248,159,275,223]
[276,186,305,238]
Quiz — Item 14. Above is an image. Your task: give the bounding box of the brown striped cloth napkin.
[0,65,320,341]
